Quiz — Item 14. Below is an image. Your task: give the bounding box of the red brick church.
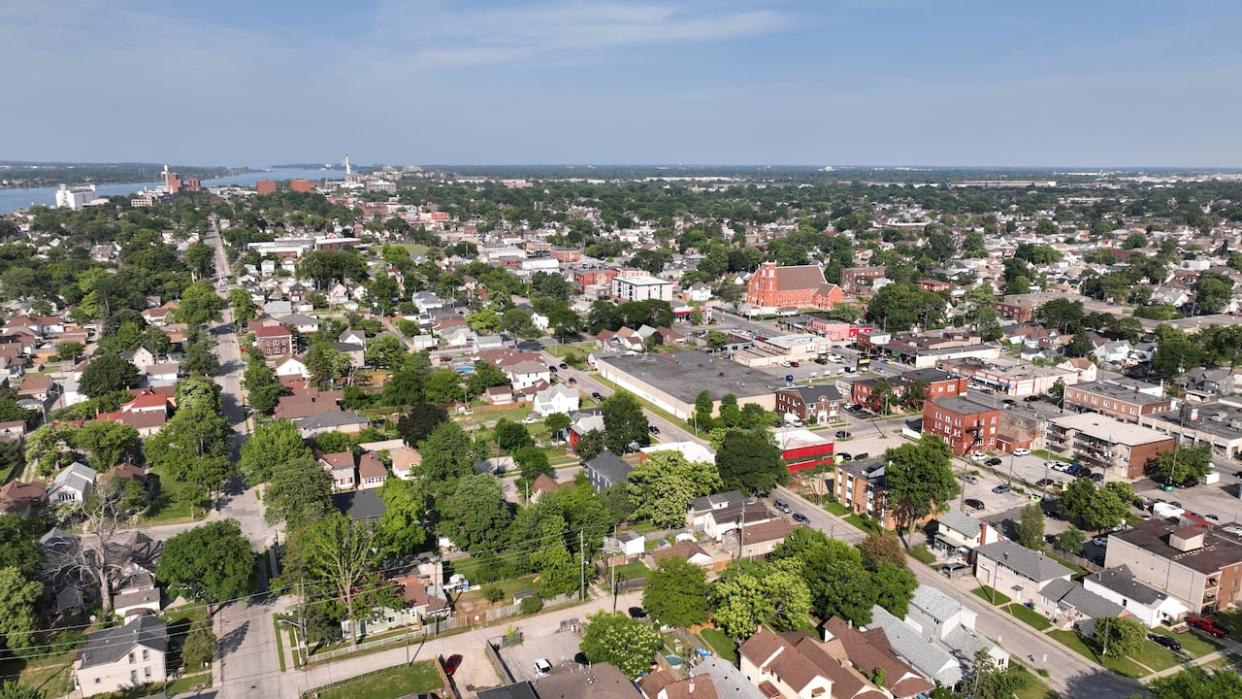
[745,262,845,310]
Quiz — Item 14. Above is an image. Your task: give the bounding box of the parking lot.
[499,627,585,682]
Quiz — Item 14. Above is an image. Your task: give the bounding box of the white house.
[505,360,551,391]
[47,462,97,504]
[143,362,180,385]
[532,384,579,417]
[75,615,167,697]
[1083,566,1189,628]
[390,446,421,480]
[274,356,309,379]
[1093,340,1133,365]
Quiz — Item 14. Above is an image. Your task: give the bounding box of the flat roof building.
[1105,520,1242,614]
[1064,379,1173,423]
[595,351,776,420]
[1046,413,1176,479]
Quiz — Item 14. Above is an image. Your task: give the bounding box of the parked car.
[1075,468,1094,479]
[773,499,792,514]
[591,391,603,400]
[991,484,1011,495]
[1089,472,1105,482]
[789,361,800,367]
[941,562,969,578]
[827,353,844,363]
[1013,448,1031,456]
[1023,395,1041,402]
[558,362,568,369]
[969,452,988,462]
[548,365,558,373]
[835,430,852,439]
[628,606,647,619]
[1186,615,1229,638]
[1091,536,1109,547]
[1050,461,1071,472]
[535,658,553,676]
[837,453,853,462]
[1035,478,1057,488]
[792,512,811,525]
[986,457,1003,467]
[853,452,869,460]
[443,654,463,677]
[964,498,985,511]
[648,424,660,434]
[1064,463,1084,476]
[1148,634,1182,652]
[959,473,979,485]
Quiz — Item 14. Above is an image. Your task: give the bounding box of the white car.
[534,658,553,676]
[1050,461,1071,472]
[969,452,987,462]
[827,353,844,363]
[1012,448,1030,457]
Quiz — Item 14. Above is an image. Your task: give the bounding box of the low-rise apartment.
[1045,413,1176,479]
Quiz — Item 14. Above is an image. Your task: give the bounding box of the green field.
[699,628,738,662]
[823,501,850,516]
[1154,625,1221,658]
[315,660,443,699]
[908,545,936,565]
[1003,603,1052,630]
[1046,629,1167,678]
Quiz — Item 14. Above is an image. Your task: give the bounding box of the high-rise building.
[255,180,277,195]
[54,184,97,209]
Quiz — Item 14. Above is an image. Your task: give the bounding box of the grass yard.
[274,617,287,672]
[1032,449,1070,462]
[1126,638,1183,673]
[845,513,884,534]
[141,468,204,524]
[699,628,738,663]
[1003,603,1052,631]
[823,501,850,516]
[165,671,213,696]
[972,586,1012,606]
[546,342,595,359]
[315,659,443,699]
[1154,625,1221,658]
[1046,629,1149,678]
[612,560,651,584]
[1009,664,1057,699]
[1045,551,1088,578]
[908,545,936,565]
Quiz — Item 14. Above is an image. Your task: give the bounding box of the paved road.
[773,485,1141,699]
[287,591,641,699]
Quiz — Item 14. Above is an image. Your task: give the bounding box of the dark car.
[1148,634,1182,652]
[559,362,568,369]
[986,457,1003,467]
[648,424,660,434]
[789,361,800,367]
[628,606,647,619]
[853,452,869,460]
[548,365,558,373]
[792,512,810,525]
[773,499,792,514]
[1089,472,1105,482]
[1076,468,1095,479]
[1065,463,1083,476]
[835,430,852,439]
[442,654,463,677]
[591,391,603,400]
[964,498,985,511]
[1035,478,1057,488]
[1023,395,1041,402]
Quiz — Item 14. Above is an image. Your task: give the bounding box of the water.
[0,167,348,214]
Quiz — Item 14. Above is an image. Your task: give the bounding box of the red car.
[1186,615,1228,639]
[442,654,463,676]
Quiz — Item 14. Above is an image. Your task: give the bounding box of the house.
[390,446,421,480]
[1033,578,1127,628]
[339,328,367,346]
[296,410,369,438]
[254,324,295,357]
[737,627,833,699]
[130,346,157,371]
[648,540,716,570]
[358,453,388,490]
[702,500,775,542]
[1083,566,1189,628]
[484,386,514,406]
[332,489,387,522]
[1093,339,1134,365]
[0,420,27,441]
[686,491,745,530]
[729,518,797,559]
[534,661,642,699]
[819,617,937,698]
[505,360,551,391]
[342,570,450,638]
[568,410,605,452]
[973,540,1072,606]
[775,385,843,424]
[932,509,1002,558]
[113,573,161,618]
[690,658,766,699]
[639,669,720,699]
[274,355,310,379]
[143,362,180,385]
[75,614,168,697]
[585,450,631,492]
[17,373,57,402]
[279,313,321,334]
[47,462,98,503]
[318,451,357,492]
[335,341,365,368]
[0,481,45,515]
[532,384,579,417]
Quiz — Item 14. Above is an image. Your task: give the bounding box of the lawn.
[274,616,287,672]
[1127,638,1183,673]
[141,468,207,525]
[164,671,212,696]
[1032,449,1070,462]
[1154,625,1221,658]
[315,659,443,699]
[612,560,651,584]
[972,586,1012,606]
[845,513,884,534]
[1044,551,1087,578]
[1009,664,1056,699]
[699,628,738,663]
[1003,603,1052,631]
[823,501,850,517]
[1046,629,1149,678]
[908,545,936,565]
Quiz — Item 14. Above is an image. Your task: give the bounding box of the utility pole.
[579,529,585,600]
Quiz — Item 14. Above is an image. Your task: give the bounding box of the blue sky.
[3,1,1241,167]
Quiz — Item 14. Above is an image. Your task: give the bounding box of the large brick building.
[745,263,844,311]
[1045,412,1176,479]
[254,324,295,357]
[840,266,888,293]
[850,368,967,411]
[922,395,1000,456]
[1064,379,1173,423]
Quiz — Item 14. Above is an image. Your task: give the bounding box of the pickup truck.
[1186,615,1229,638]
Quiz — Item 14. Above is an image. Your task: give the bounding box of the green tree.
[866,283,945,331]
[176,281,224,326]
[1146,444,1213,487]
[494,419,534,452]
[858,533,905,569]
[0,567,41,655]
[544,412,571,443]
[305,341,352,389]
[575,429,606,461]
[1017,503,1045,550]
[602,391,650,453]
[693,390,715,430]
[514,446,552,489]
[439,475,512,552]
[239,420,310,485]
[264,451,332,529]
[642,558,710,628]
[422,368,463,404]
[376,477,428,556]
[1095,616,1145,658]
[770,529,877,626]
[1058,478,1128,531]
[415,422,478,499]
[242,352,283,414]
[229,288,256,324]
[884,436,958,540]
[0,682,44,699]
[872,562,918,618]
[627,451,722,528]
[967,649,1023,699]
[55,341,85,363]
[466,361,509,398]
[364,334,407,369]
[396,404,448,447]
[1064,332,1095,358]
[182,334,220,376]
[73,421,141,469]
[712,559,813,638]
[79,353,141,399]
[185,242,216,280]
[580,611,663,677]
[715,429,786,494]
[156,520,255,612]
[1058,526,1086,554]
[1144,667,1242,699]
[0,516,41,578]
[182,620,217,670]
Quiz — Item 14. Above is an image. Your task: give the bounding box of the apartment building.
[611,270,673,302]
[1105,520,1242,614]
[1045,413,1176,479]
[840,265,888,293]
[921,396,1000,456]
[850,368,967,410]
[1064,379,1173,423]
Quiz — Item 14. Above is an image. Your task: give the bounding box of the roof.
[358,453,387,480]
[332,489,386,521]
[1084,566,1169,606]
[866,605,961,687]
[1109,518,1242,575]
[80,615,167,669]
[938,510,982,537]
[741,519,796,546]
[975,540,1073,582]
[821,617,935,697]
[318,451,354,471]
[595,351,776,404]
[689,490,744,513]
[768,264,828,291]
[534,661,640,699]
[296,410,369,430]
[254,324,292,338]
[477,683,539,699]
[779,384,842,403]
[928,395,997,416]
[586,450,632,484]
[1048,412,1174,446]
[689,658,766,699]
[1038,579,1126,619]
[738,628,823,693]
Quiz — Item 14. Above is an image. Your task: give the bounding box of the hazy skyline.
[5,1,1242,168]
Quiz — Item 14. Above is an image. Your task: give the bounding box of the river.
[0,167,347,214]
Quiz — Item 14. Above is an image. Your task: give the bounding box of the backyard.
[1046,629,1182,678]
[312,660,444,699]
[698,628,738,663]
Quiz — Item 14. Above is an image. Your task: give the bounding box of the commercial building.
[921,396,1000,456]
[1141,402,1242,459]
[1104,520,1242,614]
[55,184,97,209]
[572,266,618,292]
[595,351,776,420]
[860,331,1001,369]
[994,292,1128,324]
[732,333,830,367]
[937,357,1079,397]
[290,178,315,193]
[1064,379,1173,423]
[840,265,888,293]
[775,384,843,424]
[850,368,967,411]
[1045,413,1176,479]
[772,427,834,471]
[744,262,844,311]
[611,270,673,302]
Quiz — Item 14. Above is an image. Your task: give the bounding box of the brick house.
[775,385,843,424]
[254,324,295,357]
[921,396,1000,456]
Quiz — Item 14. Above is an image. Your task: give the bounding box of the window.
[142,649,148,661]
[128,652,135,664]
[144,667,152,678]
[130,670,138,683]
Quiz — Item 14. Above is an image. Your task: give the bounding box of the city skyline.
[3,1,1242,167]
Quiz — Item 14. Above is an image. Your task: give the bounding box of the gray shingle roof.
[586,451,632,484]
[1084,566,1166,606]
[80,615,167,669]
[976,540,1072,582]
[938,510,981,537]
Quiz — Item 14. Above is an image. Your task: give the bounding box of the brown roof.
[650,540,711,564]
[0,480,44,505]
[773,264,827,291]
[318,451,355,471]
[254,324,292,338]
[358,453,387,480]
[390,446,421,472]
[821,618,934,697]
[739,627,824,693]
[274,393,340,420]
[531,473,561,494]
[18,374,53,393]
[660,678,718,699]
[784,632,874,699]
[742,519,797,546]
